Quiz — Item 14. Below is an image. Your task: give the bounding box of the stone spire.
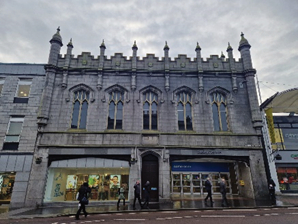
[48,27,63,65]
[238,32,253,70]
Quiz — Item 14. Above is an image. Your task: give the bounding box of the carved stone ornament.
[137,85,164,103]
[172,86,197,104]
[103,84,129,103]
[205,86,233,104]
[66,83,95,103]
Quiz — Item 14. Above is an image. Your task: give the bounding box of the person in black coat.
[269,178,276,205]
[133,180,142,210]
[204,177,213,204]
[220,178,229,207]
[75,182,91,220]
[143,181,151,209]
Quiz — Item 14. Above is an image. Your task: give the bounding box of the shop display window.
[277,167,298,191]
[0,173,15,201]
[44,168,129,202]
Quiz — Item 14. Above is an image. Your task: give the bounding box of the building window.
[3,117,24,150]
[210,92,228,131]
[71,90,89,129]
[0,78,4,96]
[13,79,32,103]
[107,91,124,129]
[177,92,192,130]
[143,91,158,130]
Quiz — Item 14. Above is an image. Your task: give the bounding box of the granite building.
[0,28,269,208]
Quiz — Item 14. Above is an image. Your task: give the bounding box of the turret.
[131,41,138,91]
[164,41,170,92]
[238,32,253,70]
[195,42,203,72]
[61,38,73,88]
[97,40,106,90]
[195,42,204,92]
[100,39,106,58]
[163,41,170,71]
[48,27,63,65]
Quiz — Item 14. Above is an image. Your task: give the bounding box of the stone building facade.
[1,28,269,208]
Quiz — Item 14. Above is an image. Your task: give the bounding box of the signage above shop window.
[171,162,229,172]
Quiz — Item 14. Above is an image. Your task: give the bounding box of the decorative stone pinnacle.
[100,39,106,48]
[239,32,249,46]
[67,38,73,47]
[164,41,169,50]
[132,40,138,49]
[195,42,201,51]
[221,51,225,58]
[227,42,233,51]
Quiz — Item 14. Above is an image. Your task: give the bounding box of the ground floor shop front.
[274,151,298,192]
[42,155,251,204]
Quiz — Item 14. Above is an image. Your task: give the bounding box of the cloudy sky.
[0,0,297,103]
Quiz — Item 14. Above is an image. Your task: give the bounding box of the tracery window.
[143,91,158,130]
[71,90,89,129]
[107,91,124,129]
[210,92,228,131]
[177,92,192,130]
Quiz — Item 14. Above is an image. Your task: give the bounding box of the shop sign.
[291,154,298,160]
[172,162,229,172]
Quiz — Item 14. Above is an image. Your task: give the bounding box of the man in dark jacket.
[143,181,151,209]
[204,177,213,205]
[133,180,142,210]
[220,178,229,207]
[75,182,91,220]
[269,178,276,205]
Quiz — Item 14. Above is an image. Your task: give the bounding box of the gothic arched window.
[143,91,158,130]
[108,91,124,129]
[177,91,192,130]
[71,90,89,129]
[210,92,228,131]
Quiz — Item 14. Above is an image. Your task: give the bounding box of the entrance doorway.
[141,154,159,202]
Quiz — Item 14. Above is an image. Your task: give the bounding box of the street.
[1,207,298,224]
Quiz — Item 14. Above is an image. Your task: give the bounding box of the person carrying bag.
[75,182,91,220]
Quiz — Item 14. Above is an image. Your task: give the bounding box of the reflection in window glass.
[177,92,192,130]
[108,91,123,129]
[0,79,4,95]
[143,91,158,130]
[143,102,150,130]
[71,90,89,129]
[210,92,228,131]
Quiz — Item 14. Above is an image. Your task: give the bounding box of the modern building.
[1,28,269,209]
[261,88,298,193]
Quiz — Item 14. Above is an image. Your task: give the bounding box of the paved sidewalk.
[0,194,297,220]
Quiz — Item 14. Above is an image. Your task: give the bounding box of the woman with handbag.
[75,182,91,220]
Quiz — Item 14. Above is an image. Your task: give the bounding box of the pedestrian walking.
[133,180,142,210]
[269,178,276,205]
[220,178,229,207]
[142,181,151,209]
[204,177,213,205]
[75,182,91,220]
[117,184,126,208]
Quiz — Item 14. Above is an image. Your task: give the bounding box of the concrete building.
[1,28,269,209]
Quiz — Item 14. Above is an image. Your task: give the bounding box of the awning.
[260,88,298,113]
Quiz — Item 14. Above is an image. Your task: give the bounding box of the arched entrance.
[141,154,159,202]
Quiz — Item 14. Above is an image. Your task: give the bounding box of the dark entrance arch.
[141,154,159,202]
